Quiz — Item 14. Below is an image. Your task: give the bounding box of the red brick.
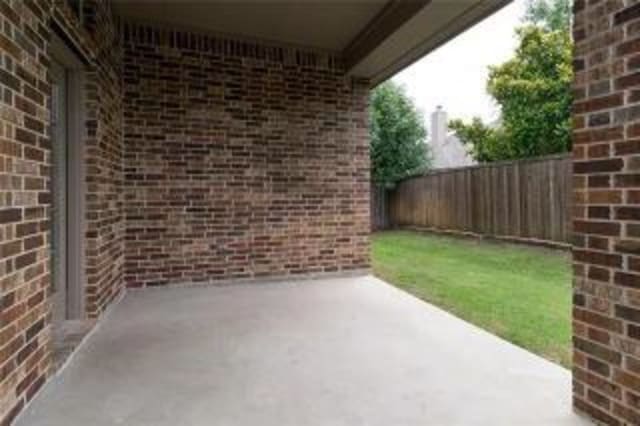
[588,326,611,345]
[614,173,640,187]
[588,265,610,281]
[0,208,22,224]
[613,369,640,391]
[587,174,610,187]
[615,3,640,26]
[615,304,640,324]
[587,190,622,204]
[574,93,623,114]
[614,271,640,288]
[574,249,622,267]
[574,220,620,236]
[588,235,610,250]
[574,126,624,144]
[574,158,623,173]
[615,72,640,89]
[617,37,640,56]
[574,308,624,334]
[588,206,610,219]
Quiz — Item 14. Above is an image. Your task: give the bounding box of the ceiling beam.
[342,0,431,72]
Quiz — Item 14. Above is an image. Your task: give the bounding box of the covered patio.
[2,0,640,424]
[16,276,585,425]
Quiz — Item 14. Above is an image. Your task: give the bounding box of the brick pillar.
[573,1,640,424]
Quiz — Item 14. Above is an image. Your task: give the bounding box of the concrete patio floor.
[17,275,588,426]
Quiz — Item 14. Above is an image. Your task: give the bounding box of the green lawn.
[372,231,572,368]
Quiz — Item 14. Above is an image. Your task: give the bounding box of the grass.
[372,230,572,368]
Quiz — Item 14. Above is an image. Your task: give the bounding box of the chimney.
[431,105,448,148]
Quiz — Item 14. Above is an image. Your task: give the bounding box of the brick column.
[573,0,640,424]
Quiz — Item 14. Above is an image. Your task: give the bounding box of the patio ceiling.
[112,0,512,84]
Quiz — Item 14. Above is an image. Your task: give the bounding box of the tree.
[449,118,510,163]
[524,0,571,32]
[487,26,572,158]
[369,81,429,185]
[450,0,572,162]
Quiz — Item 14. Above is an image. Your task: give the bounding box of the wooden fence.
[371,185,390,231]
[379,154,572,245]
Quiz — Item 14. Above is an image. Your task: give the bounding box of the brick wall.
[572,0,640,424]
[0,2,370,423]
[122,22,370,288]
[0,1,123,424]
[0,2,51,422]
[81,0,125,318]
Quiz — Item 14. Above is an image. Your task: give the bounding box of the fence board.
[370,184,390,231]
[387,154,572,245]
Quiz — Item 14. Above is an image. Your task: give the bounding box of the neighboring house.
[0,0,637,425]
[429,106,475,169]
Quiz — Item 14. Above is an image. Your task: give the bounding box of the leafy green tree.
[488,26,572,158]
[369,81,430,184]
[449,118,509,163]
[524,0,571,32]
[450,0,572,162]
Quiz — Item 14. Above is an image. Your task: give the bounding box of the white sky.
[392,0,527,130]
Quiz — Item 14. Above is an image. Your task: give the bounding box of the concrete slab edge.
[127,268,372,292]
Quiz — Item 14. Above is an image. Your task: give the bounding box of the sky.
[392,0,527,131]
